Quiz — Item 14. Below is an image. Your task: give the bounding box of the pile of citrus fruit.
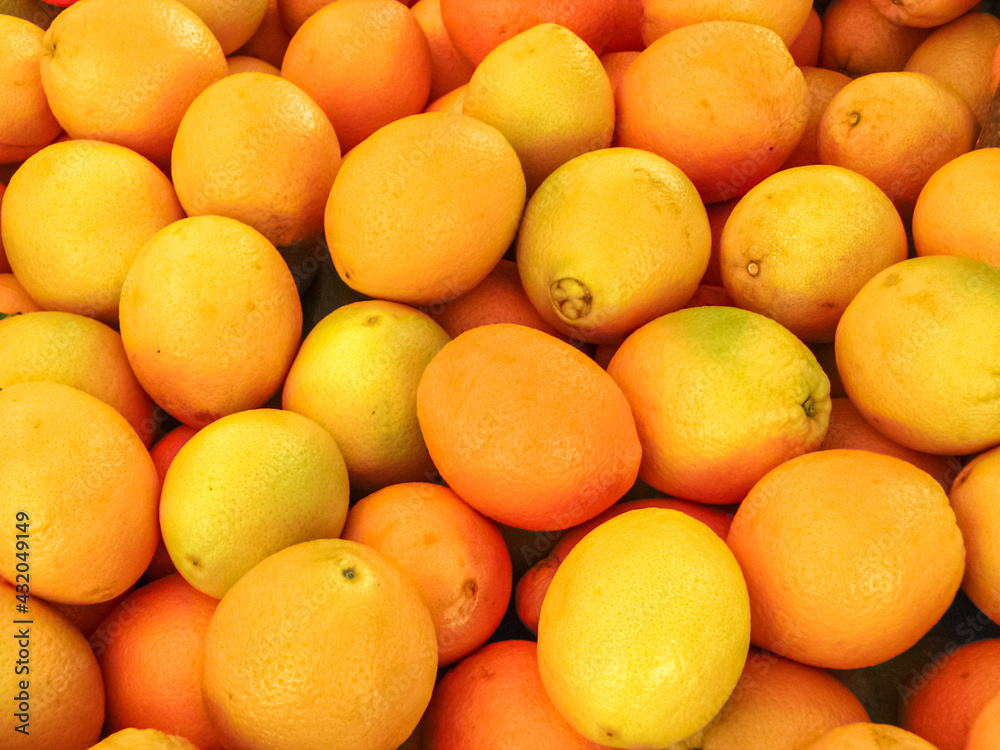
[4,0,1000,747]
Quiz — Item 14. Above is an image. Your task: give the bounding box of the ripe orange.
[149,424,200,484]
[618,21,809,204]
[422,640,608,749]
[913,148,1000,268]
[341,482,512,665]
[233,0,290,67]
[727,449,965,670]
[900,638,1000,750]
[0,310,159,446]
[175,0,268,55]
[224,54,280,74]
[0,181,8,273]
[0,382,160,604]
[817,71,978,220]
[835,255,1000,455]
[868,0,981,28]
[949,446,1000,625]
[0,274,42,314]
[439,0,615,67]
[788,6,823,67]
[277,0,330,36]
[461,23,615,195]
[538,508,751,747]
[0,139,184,326]
[818,0,931,78]
[429,259,565,340]
[281,0,432,153]
[202,538,438,750]
[641,0,813,48]
[904,11,1000,125]
[821,398,961,492]
[693,649,870,749]
[93,574,222,749]
[45,587,133,639]
[599,50,640,140]
[0,579,105,749]
[515,497,733,634]
[804,723,939,749]
[411,0,474,103]
[703,198,739,286]
[606,305,831,505]
[516,147,712,343]
[90,728,199,749]
[118,215,302,428]
[969,690,1000,750]
[781,66,851,169]
[417,323,641,530]
[39,0,228,166]
[605,0,642,52]
[423,84,466,113]
[171,71,342,248]
[719,164,908,343]
[0,14,61,164]
[326,112,525,306]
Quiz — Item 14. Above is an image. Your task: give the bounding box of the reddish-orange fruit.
[781,67,852,169]
[618,21,809,203]
[818,0,931,77]
[422,640,608,749]
[0,274,42,314]
[341,482,512,665]
[901,639,1000,750]
[411,0,474,103]
[868,0,981,28]
[438,0,615,66]
[605,0,643,52]
[423,84,466,114]
[727,449,965,670]
[46,587,133,639]
[149,424,200,484]
[234,0,290,67]
[281,0,432,152]
[788,6,822,67]
[94,574,222,749]
[416,323,641,530]
[969,690,1000,750]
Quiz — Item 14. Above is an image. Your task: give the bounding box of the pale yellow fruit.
[90,727,199,749]
[282,300,450,495]
[516,147,711,344]
[176,0,268,54]
[537,508,751,748]
[159,408,350,598]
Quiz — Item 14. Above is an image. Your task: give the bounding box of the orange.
[175,0,268,55]
[416,323,641,530]
[835,255,1000,455]
[817,71,978,220]
[904,11,1000,125]
[411,0,474,103]
[93,574,222,749]
[804,723,939,749]
[516,147,712,343]
[429,258,565,340]
[224,54,280,74]
[118,215,302,428]
[603,49,638,144]
[993,40,1000,94]
[818,0,931,78]
[325,112,525,306]
[969,690,1000,750]
[538,507,751,746]
[727,449,965,670]
[901,638,1000,750]
[703,198,739,287]
[341,482,512,665]
[277,0,330,36]
[461,23,615,195]
[868,0,981,27]
[515,497,733,634]
[684,283,734,308]
[281,0,432,153]
[821,398,961,492]
[423,83,466,113]
[0,310,159,446]
[149,424,199,484]
[233,0,290,67]
[618,21,809,204]
[788,6,822,67]
[438,0,615,67]
[0,274,41,314]
[0,579,105,748]
[0,139,184,326]
[0,181,8,273]
[641,0,812,48]
[949,446,1000,625]
[781,66,851,169]
[0,15,61,164]
[605,0,642,52]
[719,164,908,343]
[422,640,608,749]
[606,306,831,505]
[159,408,350,599]
[90,728,199,749]
[171,72,342,248]
[692,649,870,749]
[913,148,1000,268]
[0,382,159,604]
[45,587,133,639]
[39,0,228,166]
[202,538,438,750]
